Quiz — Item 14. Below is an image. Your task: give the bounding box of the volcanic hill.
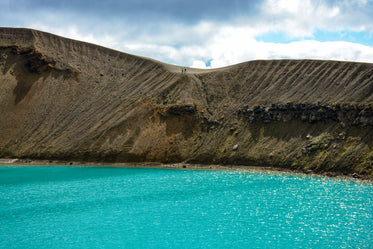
[1,28,373,177]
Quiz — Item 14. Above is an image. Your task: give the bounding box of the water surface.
[0,166,372,248]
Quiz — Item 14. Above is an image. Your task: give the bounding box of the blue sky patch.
[312,30,373,46]
[206,59,212,67]
[256,30,373,46]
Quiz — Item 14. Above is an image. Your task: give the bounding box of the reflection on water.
[0,166,372,248]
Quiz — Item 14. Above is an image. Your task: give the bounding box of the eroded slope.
[1,28,372,177]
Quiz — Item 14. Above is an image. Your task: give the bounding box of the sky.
[1,0,373,68]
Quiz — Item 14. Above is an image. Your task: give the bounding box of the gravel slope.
[1,28,372,178]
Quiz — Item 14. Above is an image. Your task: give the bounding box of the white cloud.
[203,39,373,68]
[191,60,207,68]
[32,21,373,69]
[7,0,373,69]
[262,0,342,37]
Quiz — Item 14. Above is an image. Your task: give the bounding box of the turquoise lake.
[0,166,372,248]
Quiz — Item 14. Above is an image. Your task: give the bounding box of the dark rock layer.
[239,103,373,126]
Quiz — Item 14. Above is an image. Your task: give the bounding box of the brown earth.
[1,28,372,178]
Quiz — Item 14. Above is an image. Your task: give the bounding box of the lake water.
[0,166,372,248]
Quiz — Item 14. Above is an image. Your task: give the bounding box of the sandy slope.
[0,28,372,177]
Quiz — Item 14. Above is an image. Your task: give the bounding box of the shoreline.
[0,158,371,182]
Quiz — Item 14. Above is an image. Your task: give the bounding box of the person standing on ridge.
[181,68,184,73]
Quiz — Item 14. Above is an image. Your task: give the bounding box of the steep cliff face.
[1,28,372,177]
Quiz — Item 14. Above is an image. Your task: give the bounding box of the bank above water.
[1,28,372,178]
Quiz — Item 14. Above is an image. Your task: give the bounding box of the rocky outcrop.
[1,45,76,74]
[238,103,373,126]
